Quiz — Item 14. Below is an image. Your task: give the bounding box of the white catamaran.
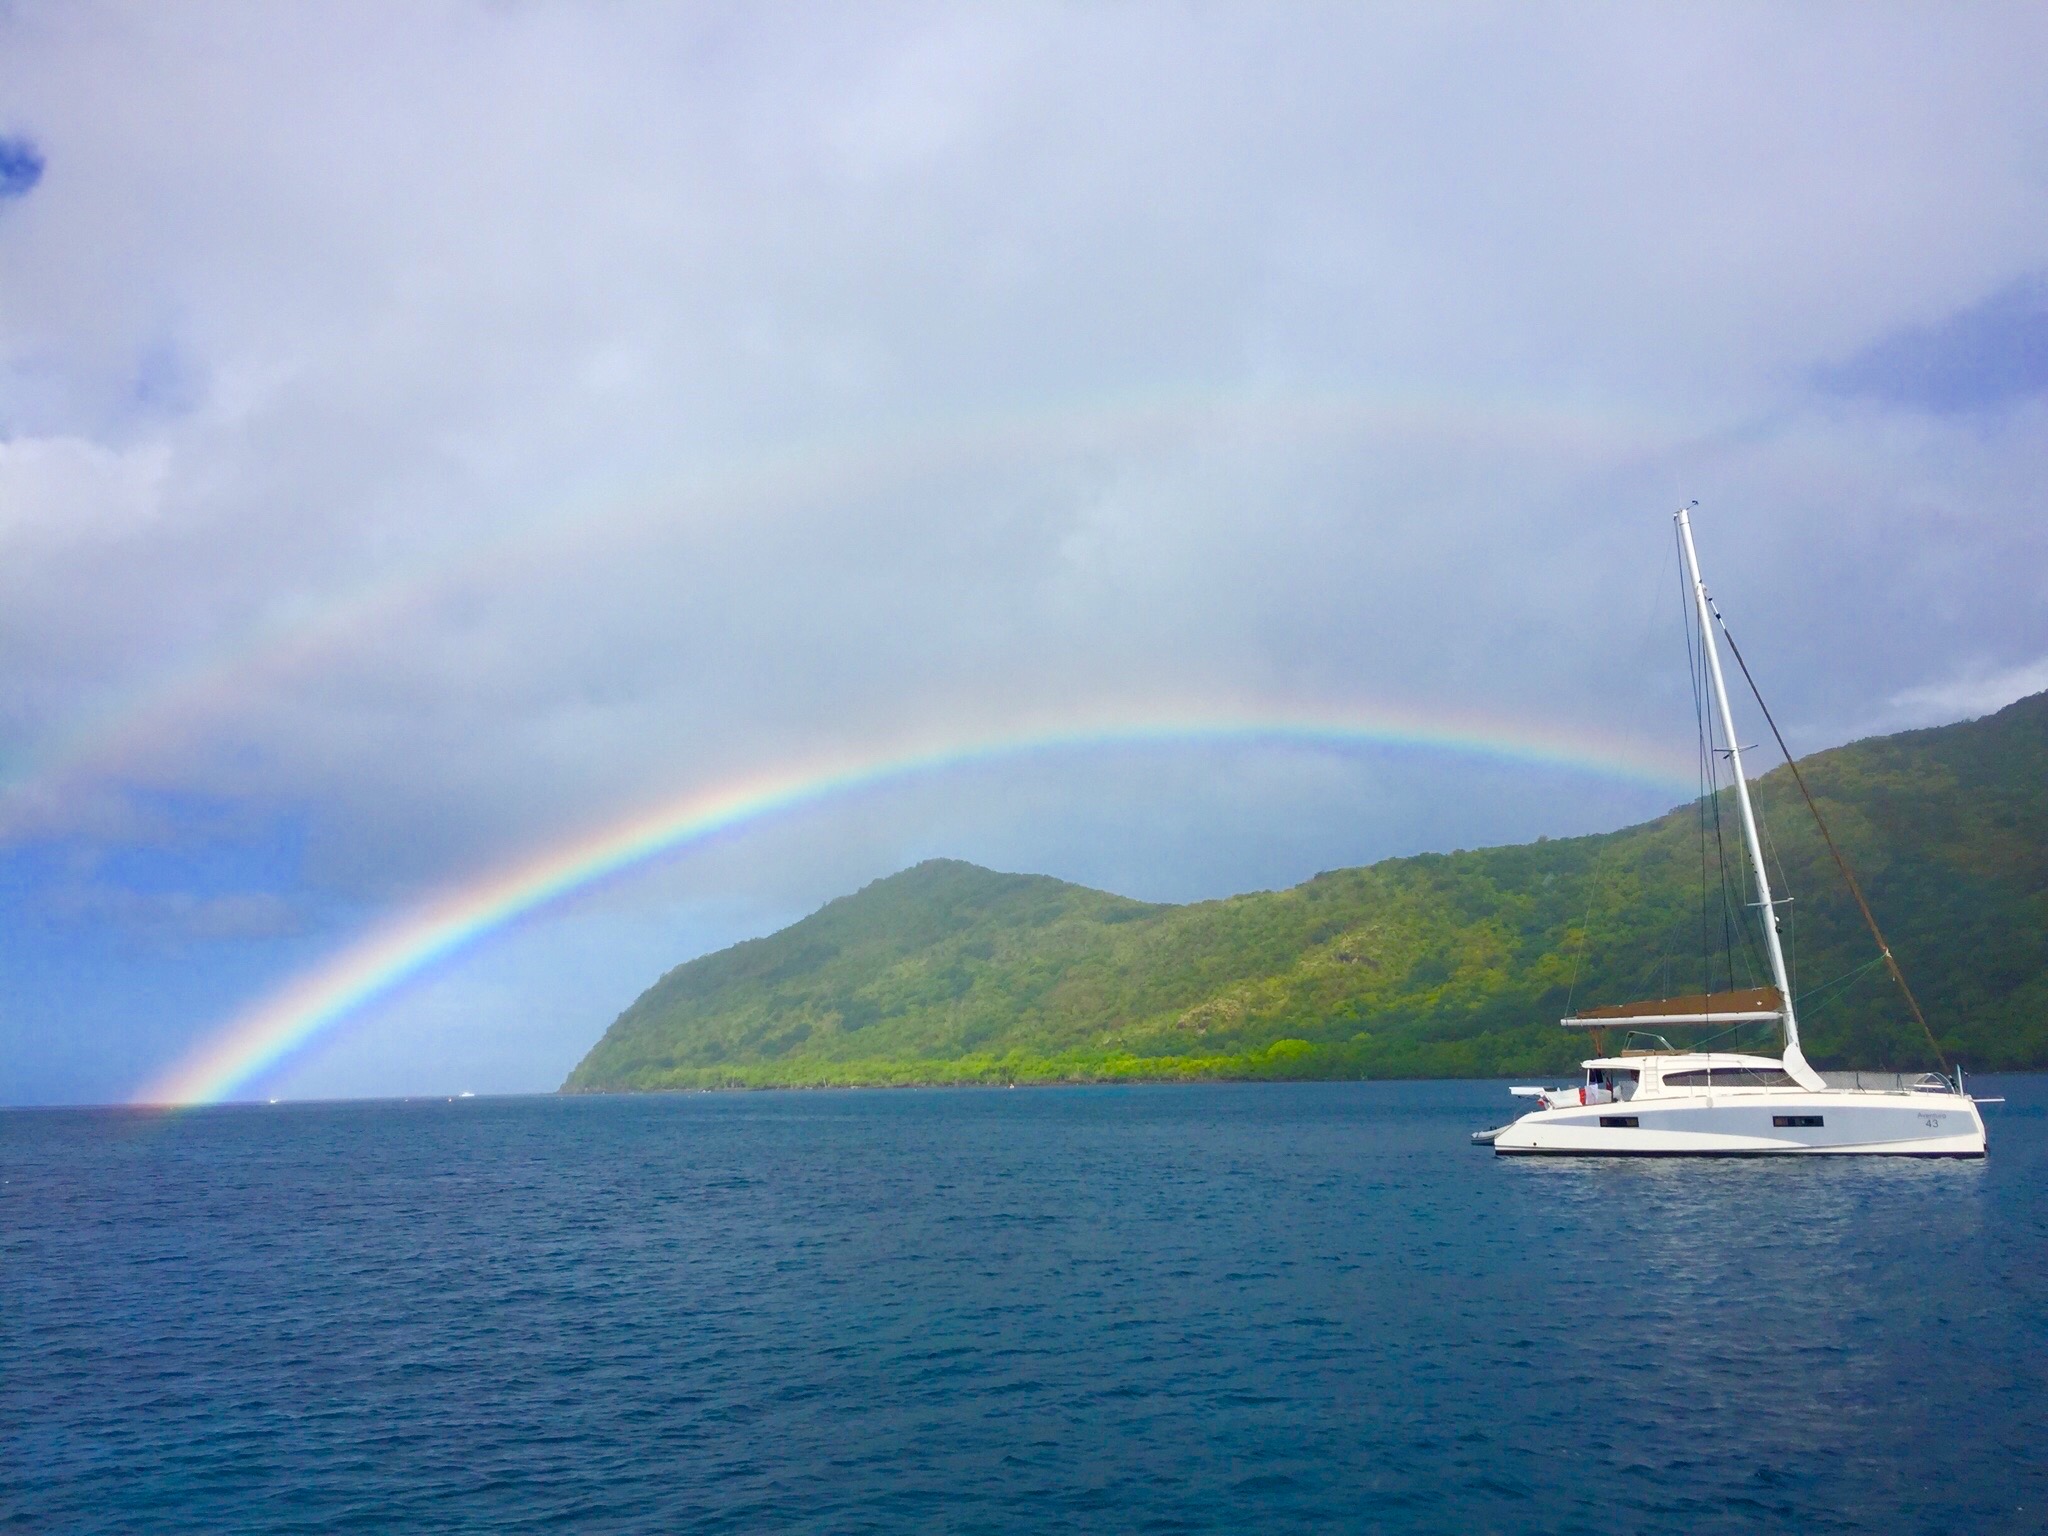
[1478,508,1988,1157]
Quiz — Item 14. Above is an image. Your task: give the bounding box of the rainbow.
[7,382,1666,812]
[134,701,1692,1107]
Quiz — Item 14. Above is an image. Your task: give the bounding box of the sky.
[2,2,2045,1106]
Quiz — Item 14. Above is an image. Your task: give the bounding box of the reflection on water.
[4,1077,2042,1535]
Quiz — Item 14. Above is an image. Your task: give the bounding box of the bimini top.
[1560,985,1783,1028]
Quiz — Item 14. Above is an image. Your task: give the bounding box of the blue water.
[6,1080,2045,1534]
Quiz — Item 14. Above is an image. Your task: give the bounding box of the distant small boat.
[458,1091,475,1098]
[1481,508,1988,1158]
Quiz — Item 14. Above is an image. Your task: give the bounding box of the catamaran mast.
[1674,507,1825,1090]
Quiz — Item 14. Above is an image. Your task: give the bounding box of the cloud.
[43,884,300,942]
[1,3,2046,1100]
[0,433,166,544]
[1888,655,2048,725]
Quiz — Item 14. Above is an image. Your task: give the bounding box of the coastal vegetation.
[564,692,2048,1091]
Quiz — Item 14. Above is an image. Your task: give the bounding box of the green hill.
[563,692,2048,1091]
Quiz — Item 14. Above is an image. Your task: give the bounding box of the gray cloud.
[1888,654,2048,726]
[43,883,299,942]
[2,3,2046,1097]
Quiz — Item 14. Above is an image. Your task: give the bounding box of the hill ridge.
[564,691,2048,1089]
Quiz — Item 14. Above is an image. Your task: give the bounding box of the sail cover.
[1560,985,1783,1027]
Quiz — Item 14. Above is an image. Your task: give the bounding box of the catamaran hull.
[1490,1091,1985,1158]
[1478,514,1995,1162]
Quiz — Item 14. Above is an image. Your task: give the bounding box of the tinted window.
[1662,1069,1797,1088]
[1599,1116,1639,1128]
[1772,1115,1824,1128]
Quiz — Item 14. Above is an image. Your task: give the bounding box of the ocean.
[6,1079,2044,1534]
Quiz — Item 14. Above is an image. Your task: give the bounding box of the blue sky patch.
[1821,278,2048,413]
[0,135,43,199]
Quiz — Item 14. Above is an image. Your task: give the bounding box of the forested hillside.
[565,692,2048,1090]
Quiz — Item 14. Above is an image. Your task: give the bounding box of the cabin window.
[1662,1068,1797,1088]
[1773,1115,1824,1128]
[1599,1116,1639,1128]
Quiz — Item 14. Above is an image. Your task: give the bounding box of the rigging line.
[1715,761,1749,992]
[1678,520,1717,999]
[1698,612,1767,992]
[1756,802,1796,1001]
[1571,547,1680,1019]
[1686,1016,1758,1052]
[1706,705,1764,990]
[1698,611,1742,983]
[1709,607,1949,1071]
[1679,528,1712,999]
[1794,953,1890,1014]
[1679,519,1763,1000]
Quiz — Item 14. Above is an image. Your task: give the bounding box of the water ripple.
[4,1079,2044,1533]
